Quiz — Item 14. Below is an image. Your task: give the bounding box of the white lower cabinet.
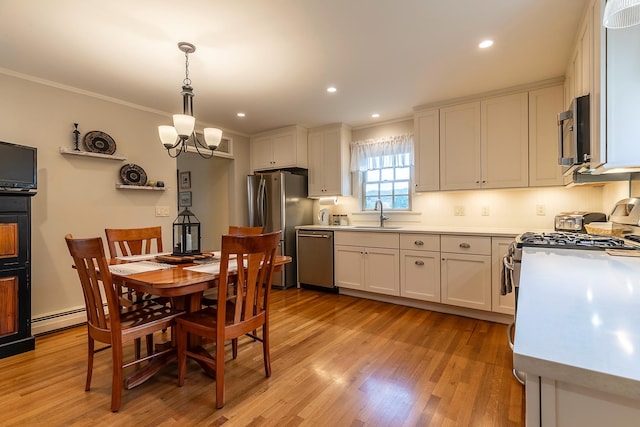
[400,234,441,302]
[334,231,400,296]
[440,235,492,311]
[336,231,511,316]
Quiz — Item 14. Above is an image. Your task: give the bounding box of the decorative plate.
[119,163,147,186]
[83,131,116,154]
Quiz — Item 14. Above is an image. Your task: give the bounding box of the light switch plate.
[155,206,170,217]
[454,206,465,216]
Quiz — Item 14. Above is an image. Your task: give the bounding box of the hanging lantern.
[172,208,201,256]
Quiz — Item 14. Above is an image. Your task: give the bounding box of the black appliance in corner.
[0,141,37,359]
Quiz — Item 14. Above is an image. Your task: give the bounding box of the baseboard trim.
[31,307,87,336]
[338,288,513,324]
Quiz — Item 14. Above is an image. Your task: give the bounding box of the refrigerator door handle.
[257,176,266,226]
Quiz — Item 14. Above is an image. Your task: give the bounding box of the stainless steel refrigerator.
[247,171,313,289]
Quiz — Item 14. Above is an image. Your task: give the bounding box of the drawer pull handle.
[415,260,424,266]
[459,243,471,249]
[414,240,424,246]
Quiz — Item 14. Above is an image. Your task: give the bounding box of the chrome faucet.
[374,199,390,227]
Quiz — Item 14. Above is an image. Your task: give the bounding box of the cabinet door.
[441,253,491,311]
[481,92,529,189]
[251,136,274,171]
[320,128,343,195]
[400,249,440,302]
[491,238,515,315]
[0,274,18,337]
[440,102,481,190]
[364,248,399,296]
[334,245,364,290]
[307,131,325,196]
[272,133,297,168]
[606,15,640,169]
[414,109,440,192]
[529,85,564,187]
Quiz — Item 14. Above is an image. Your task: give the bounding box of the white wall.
[0,71,246,333]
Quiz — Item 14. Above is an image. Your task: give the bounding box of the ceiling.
[0,0,589,136]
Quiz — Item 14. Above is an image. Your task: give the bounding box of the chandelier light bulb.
[204,127,223,149]
[158,125,178,148]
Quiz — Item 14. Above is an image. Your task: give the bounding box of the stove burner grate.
[517,231,639,250]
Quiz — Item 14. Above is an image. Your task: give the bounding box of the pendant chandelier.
[603,0,640,28]
[158,42,222,159]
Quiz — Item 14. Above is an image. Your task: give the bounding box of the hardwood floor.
[0,289,524,426]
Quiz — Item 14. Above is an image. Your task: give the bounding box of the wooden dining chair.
[105,226,167,358]
[201,225,265,308]
[176,230,281,409]
[65,234,184,412]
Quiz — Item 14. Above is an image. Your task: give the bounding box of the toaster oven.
[554,211,606,232]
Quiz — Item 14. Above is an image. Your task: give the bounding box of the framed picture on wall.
[178,191,192,207]
[179,171,191,189]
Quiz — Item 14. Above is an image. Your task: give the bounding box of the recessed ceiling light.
[327,86,337,93]
[237,112,245,118]
[371,113,380,118]
[479,39,494,49]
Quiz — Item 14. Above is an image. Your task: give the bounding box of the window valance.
[349,134,414,172]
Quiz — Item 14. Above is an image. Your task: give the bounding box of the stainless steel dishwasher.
[296,229,334,290]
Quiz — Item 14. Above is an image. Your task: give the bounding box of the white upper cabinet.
[481,92,529,189]
[529,85,564,187]
[307,124,351,197]
[413,108,440,192]
[250,125,308,172]
[439,101,482,190]
[603,3,640,170]
[439,93,528,191]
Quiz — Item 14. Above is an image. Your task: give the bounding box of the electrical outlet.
[454,206,465,216]
[155,206,170,217]
[536,204,546,216]
[481,206,490,216]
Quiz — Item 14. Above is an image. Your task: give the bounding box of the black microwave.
[558,94,590,174]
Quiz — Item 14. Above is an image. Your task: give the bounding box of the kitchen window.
[350,134,413,211]
[362,162,411,210]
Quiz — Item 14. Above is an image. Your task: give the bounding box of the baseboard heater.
[31,307,87,336]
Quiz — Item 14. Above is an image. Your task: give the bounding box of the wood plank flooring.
[0,288,524,426]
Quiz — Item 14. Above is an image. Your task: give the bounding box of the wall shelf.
[115,184,166,191]
[59,147,127,161]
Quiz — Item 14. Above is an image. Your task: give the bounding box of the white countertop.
[514,247,640,399]
[295,224,532,237]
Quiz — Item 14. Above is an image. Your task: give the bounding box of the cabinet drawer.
[399,234,440,251]
[441,235,491,255]
[334,231,399,248]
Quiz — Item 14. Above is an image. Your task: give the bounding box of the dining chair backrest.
[65,235,121,335]
[219,230,280,326]
[227,225,264,236]
[104,226,163,258]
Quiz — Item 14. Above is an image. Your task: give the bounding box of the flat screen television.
[0,141,37,190]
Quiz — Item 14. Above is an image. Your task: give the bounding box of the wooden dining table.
[109,254,291,388]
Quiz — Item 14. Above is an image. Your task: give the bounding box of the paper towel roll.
[319,197,338,206]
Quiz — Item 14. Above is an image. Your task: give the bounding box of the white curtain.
[350,134,414,172]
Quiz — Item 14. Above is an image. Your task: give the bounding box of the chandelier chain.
[183,50,192,86]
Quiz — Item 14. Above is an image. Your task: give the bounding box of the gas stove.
[516,231,640,250]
